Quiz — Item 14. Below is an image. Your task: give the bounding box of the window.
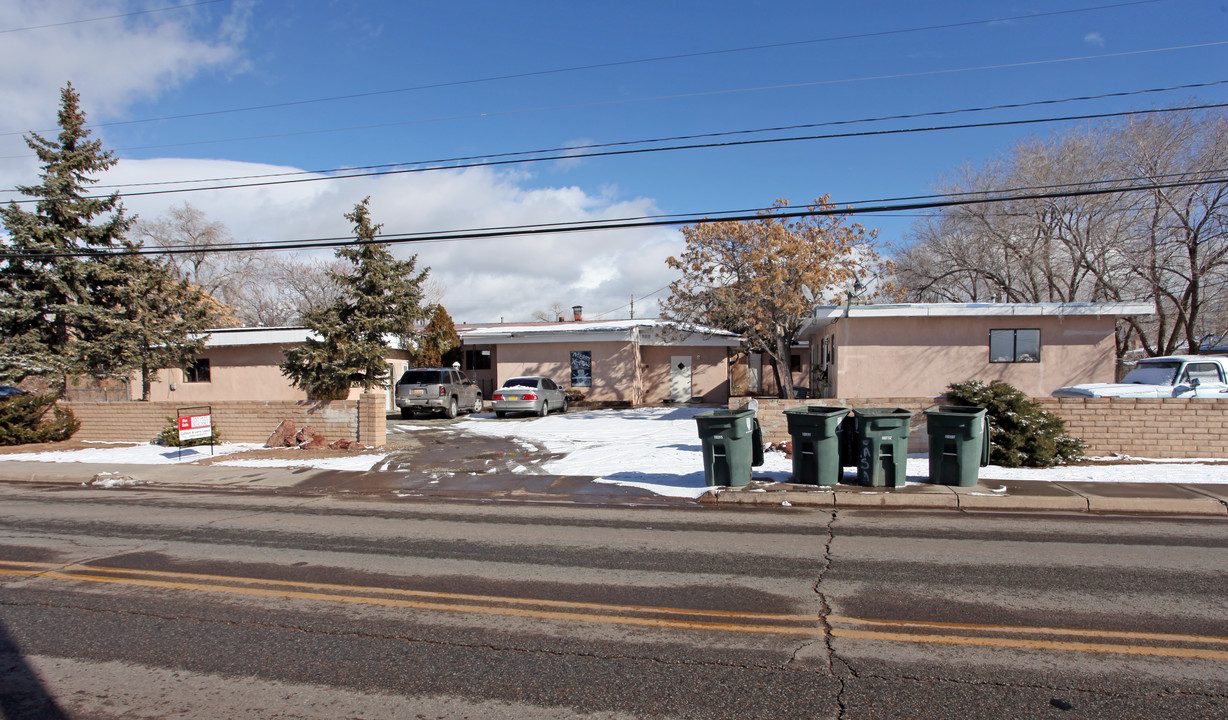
[989,329,1040,363]
[790,354,802,373]
[570,350,592,387]
[184,358,211,383]
[465,349,491,370]
[1183,363,1224,384]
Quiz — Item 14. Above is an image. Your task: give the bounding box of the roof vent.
[572,305,583,321]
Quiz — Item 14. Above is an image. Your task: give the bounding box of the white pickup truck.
[1052,355,1228,398]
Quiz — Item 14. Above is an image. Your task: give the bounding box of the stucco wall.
[639,346,730,402]
[810,315,1117,399]
[745,397,1228,459]
[139,346,413,404]
[494,341,638,403]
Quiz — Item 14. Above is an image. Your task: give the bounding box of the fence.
[741,397,1228,459]
[62,393,388,447]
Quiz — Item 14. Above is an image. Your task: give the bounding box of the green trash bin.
[852,408,913,487]
[695,409,763,487]
[783,406,850,486]
[924,406,990,486]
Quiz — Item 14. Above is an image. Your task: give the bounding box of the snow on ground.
[453,407,1228,499]
[3,408,1228,499]
[0,441,389,471]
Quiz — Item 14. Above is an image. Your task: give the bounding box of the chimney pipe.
[572,305,583,321]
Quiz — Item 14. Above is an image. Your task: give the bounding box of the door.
[670,356,693,403]
[748,354,763,394]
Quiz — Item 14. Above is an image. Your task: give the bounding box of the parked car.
[394,368,483,419]
[1052,355,1228,398]
[0,386,29,399]
[491,376,568,418]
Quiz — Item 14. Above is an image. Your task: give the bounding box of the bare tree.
[895,106,1228,356]
[532,302,569,322]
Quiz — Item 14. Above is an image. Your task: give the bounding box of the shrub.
[158,417,222,447]
[944,380,1084,468]
[0,395,80,445]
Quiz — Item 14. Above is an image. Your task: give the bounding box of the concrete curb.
[704,480,1228,516]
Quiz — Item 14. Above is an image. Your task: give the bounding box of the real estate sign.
[177,409,212,442]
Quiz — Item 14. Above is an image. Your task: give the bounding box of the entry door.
[670,356,693,403]
[748,354,763,394]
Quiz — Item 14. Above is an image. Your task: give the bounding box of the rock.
[295,425,318,445]
[302,434,329,449]
[328,438,353,450]
[266,420,296,448]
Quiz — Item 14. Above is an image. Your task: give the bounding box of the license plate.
[413,389,424,395]
[506,395,520,401]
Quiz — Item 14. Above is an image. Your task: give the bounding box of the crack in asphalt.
[811,508,848,720]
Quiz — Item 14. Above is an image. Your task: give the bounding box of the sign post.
[176,406,213,458]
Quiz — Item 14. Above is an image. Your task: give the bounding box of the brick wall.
[740,397,1228,459]
[62,400,363,444]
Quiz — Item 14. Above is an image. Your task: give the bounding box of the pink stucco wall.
[139,345,412,403]
[811,315,1117,398]
[639,345,731,403]
[495,341,636,403]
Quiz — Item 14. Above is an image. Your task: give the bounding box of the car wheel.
[399,408,414,419]
[537,400,548,418]
[495,410,507,419]
[472,394,483,413]
[559,397,568,414]
[445,397,458,419]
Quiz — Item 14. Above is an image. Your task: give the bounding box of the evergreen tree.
[411,304,460,367]
[0,84,137,389]
[280,198,432,400]
[113,256,212,400]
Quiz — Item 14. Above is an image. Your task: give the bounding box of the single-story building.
[458,318,743,405]
[134,327,413,409]
[801,302,1155,398]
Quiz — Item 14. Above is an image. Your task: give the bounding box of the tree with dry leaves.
[662,198,892,398]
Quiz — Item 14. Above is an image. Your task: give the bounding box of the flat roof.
[806,301,1155,328]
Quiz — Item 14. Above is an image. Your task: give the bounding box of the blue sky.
[1,0,1225,322]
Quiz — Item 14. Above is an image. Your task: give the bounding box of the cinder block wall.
[742,397,1228,459]
[62,400,361,444]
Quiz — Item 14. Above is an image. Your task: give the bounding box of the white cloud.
[1084,32,1105,46]
[101,158,684,324]
[0,1,249,137]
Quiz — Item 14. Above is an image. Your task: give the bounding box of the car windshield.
[502,378,540,389]
[1121,361,1182,385]
[400,370,445,385]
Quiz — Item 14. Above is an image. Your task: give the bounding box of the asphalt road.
[1,482,1226,719]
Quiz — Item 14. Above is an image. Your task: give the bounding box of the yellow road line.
[0,560,817,622]
[830,614,1228,646]
[5,560,1228,660]
[833,627,1228,660]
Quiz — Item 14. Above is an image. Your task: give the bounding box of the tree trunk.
[775,335,795,400]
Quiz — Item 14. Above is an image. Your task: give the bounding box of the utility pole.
[629,294,635,319]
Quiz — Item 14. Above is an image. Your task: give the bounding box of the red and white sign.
[177,413,212,441]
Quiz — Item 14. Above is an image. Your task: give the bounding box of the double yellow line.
[3,560,1225,660]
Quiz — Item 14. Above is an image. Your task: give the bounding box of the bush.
[158,417,222,447]
[0,395,80,445]
[944,380,1084,468]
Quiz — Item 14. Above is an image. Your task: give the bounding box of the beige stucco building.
[137,327,413,407]
[459,319,743,405]
[800,302,1155,399]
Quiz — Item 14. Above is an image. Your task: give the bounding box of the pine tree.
[280,197,432,400]
[411,304,460,367]
[0,84,137,389]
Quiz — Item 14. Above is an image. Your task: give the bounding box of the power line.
[8,37,1219,161]
[5,174,1225,261]
[52,79,1227,192]
[0,0,223,35]
[5,101,1226,205]
[0,0,1162,137]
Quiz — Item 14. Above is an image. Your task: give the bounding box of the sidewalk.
[1,460,1225,515]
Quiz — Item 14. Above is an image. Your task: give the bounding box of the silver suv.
[394,368,483,419]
